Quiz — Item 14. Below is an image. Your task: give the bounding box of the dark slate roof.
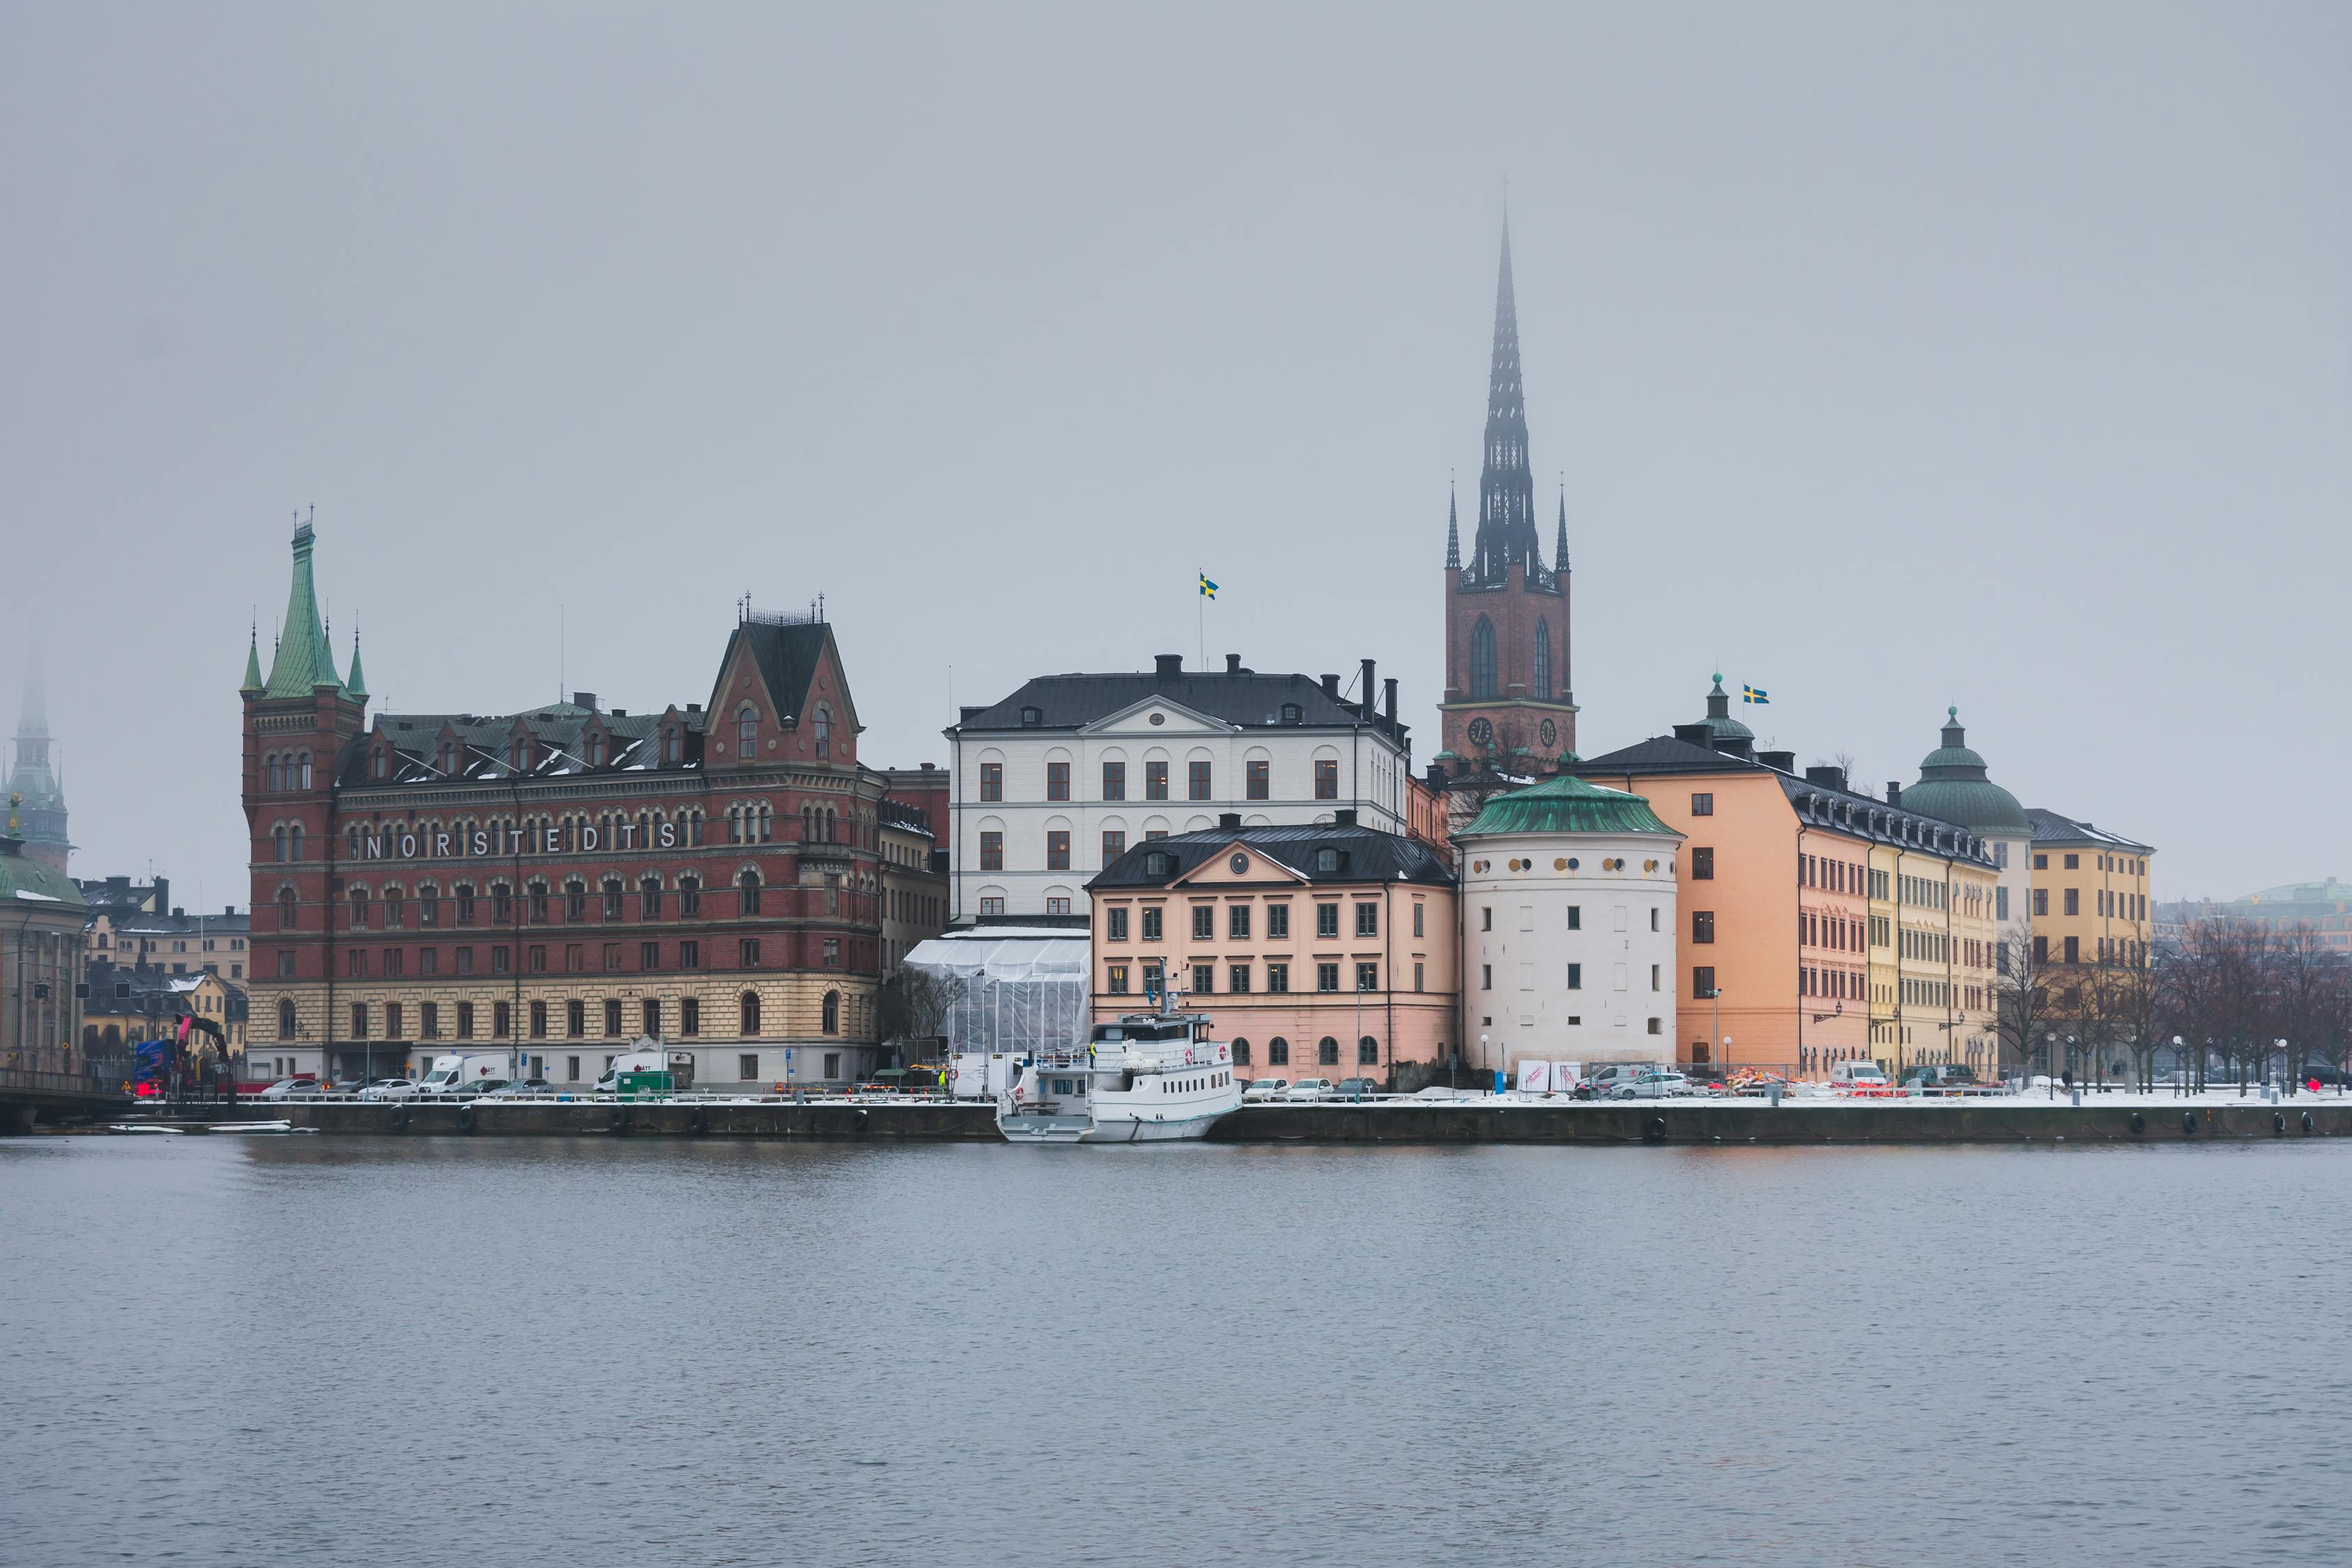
[1086,820,1455,891]
[956,669,1402,741]
[106,908,250,938]
[346,704,693,787]
[1576,735,1997,867]
[738,621,831,727]
[2026,808,2153,854]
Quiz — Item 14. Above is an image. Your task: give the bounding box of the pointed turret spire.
[240,622,263,693]
[344,627,368,700]
[6,653,70,870]
[1444,484,1461,570]
[262,516,345,698]
[1470,220,1539,583]
[1555,487,1570,574]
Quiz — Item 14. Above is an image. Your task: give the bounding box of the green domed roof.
[1460,774,1679,840]
[1697,674,1753,741]
[1903,707,2028,834]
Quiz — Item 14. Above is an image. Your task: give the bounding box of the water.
[5,1135,2349,1567]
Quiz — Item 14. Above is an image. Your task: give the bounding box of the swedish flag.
[1199,571,1218,600]
[1743,684,1769,705]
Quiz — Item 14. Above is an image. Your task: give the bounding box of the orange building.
[1574,680,2000,1077]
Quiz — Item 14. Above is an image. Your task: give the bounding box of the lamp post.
[1708,987,1724,1076]
[1479,1032,1491,1093]
[2042,1031,2055,1099]
[2172,1035,2184,1098]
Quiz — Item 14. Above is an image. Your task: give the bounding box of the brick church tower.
[1438,223,1576,779]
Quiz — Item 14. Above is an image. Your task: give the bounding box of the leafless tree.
[879,967,963,1054]
[1992,928,2060,1081]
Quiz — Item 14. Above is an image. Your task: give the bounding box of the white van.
[1829,1059,1891,1090]
[418,1053,512,1096]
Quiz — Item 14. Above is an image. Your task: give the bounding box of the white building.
[1454,774,1684,1082]
[947,654,1416,921]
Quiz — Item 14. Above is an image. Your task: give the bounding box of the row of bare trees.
[1995,920,2352,1089]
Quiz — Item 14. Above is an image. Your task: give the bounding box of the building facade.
[1574,680,2000,1077]
[1438,225,1576,779]
[1455,776,1683,1082]
[1898,708,2032,937]
[2024,810,2154,967]
[1084,812,1459,1089]
[1,811,86,1073]
[948,652,1420,922]
[85,903,251,985]
[243,522,924,1089]
[6,659,70,874]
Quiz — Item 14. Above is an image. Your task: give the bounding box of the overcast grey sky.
[3,3,2346,909]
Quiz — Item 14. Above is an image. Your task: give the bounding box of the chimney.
[1219,812,1242,830]
[1332,808,1358,827]
[224,905,237,917]
[958,706,985,725]
[919,761,936,771]
[1758,750,1796,774]
[1155,653,1183,678]
[1886,781,1904,807]
[1804,765,1847,791]
[172,907,185,918]
[1383,677,1398,725]
[1673,723,1711,748]
[1321,673,1340,698]
[572,691,597,711]
[1360,659,1376,715]
[1225,653,1243,675]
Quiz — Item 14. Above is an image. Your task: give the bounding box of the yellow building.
[1865,840,1999,1076]
[2024,809,2154,968]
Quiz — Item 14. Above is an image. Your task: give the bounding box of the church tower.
[6,656,71,873]
[1438,222,1577,776]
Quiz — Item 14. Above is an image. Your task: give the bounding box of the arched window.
[813,705,831,758]
[277,887,298,932]
[1268,1037,1290,1066]
[822,990,840,1034]
[1358,1036,1379,1066]
[1232,1038,1252,1066]
[289,824,304,861]
[740,991,761,1035]
[1470,616,1498,698]
[679,874,701,917]
[528,880,549,924]
[663,728,679,764]
[640,876,663,919]
[273,826,288,862]
[299,753,312,789]
[564,880,587,922]
[267,755,283,791]
[586,731,605,767]
[738,868,761,916]
[278,999,297,1040]
[757,804,771,843]
[602,879,624,920]
[419,883,441,928]
[383,886,406,928]
[348,888,369,930]
[1318,1036,1339,1066]
[1532,619,1552,702]
[737,704,758,751]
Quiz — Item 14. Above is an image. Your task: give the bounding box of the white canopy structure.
[902,927,1091,1059]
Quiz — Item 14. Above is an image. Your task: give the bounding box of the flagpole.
[1197,571,1204,671]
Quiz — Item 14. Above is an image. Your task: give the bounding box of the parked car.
[1331,1077,1379,1100]
[1900,1063,1978,1091]
[1241,1077,1289,1103]
[486,1077,556,1098]
[257,1077,316,1100]
[1285,1078,1335,1102]
[1582,1063,1650,1098]
[1611,1070,1692,1099]
[453,1077,512,1099]
[358,1078,418,1100]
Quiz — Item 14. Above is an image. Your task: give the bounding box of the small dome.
[1697,673,1753,741]
[1459,774,1681,840]
[1904,707,2028,833]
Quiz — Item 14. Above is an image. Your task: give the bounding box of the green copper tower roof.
[1903,707,2028,833]
[261,521,346,699]
[1697,674,1753,741]
[343,629,368,700]
[1461,774,1679,839]
[240,626,264,693]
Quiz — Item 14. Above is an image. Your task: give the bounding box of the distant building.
[1,810,85,1071]
[2023,810,2154,968]
[84,902,250,985]
[1454,775,1684,1082]
[79,960,247,1064]
[877,797,948,977]
[1899,707,2031,937]
[1084,811,1459,1091]
[948,652,1420,922]
[2160,880,2352,951]
[5,659,70,874]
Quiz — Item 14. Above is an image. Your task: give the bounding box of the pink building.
[1085,811,1461,1089]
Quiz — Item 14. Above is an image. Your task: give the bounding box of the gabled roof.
[1086,820,1454,891]
[2026,808,2153,854]
[731,620,839,729]
[956,668,1399,739]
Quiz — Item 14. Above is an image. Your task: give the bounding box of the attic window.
[1314,848,1342,873]
[737,704,758,749]
[1281,703,1302,724]
[586,732,606,768]
[814,705,831,758]
[1144,852,1174,877]
[1020,706,1043,728]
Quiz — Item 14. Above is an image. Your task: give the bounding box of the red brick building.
[241,522,923,1087]
[1438,224,1578,778]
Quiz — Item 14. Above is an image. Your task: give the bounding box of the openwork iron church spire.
[1471,220,1544,585]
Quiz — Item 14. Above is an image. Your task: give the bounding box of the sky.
[3,2,2346,910]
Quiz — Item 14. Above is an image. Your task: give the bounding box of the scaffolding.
[903,928,1091,1059]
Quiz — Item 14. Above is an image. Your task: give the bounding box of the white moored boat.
[996,1010,1243,1144]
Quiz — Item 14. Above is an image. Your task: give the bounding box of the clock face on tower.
[1539,718,1558,748]
[1467,717,1493,746]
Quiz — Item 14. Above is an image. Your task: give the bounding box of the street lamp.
[1479,1033,1491,1093]
[2172,1035,2184,1098]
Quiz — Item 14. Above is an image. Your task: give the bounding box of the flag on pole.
[1742,684,1769,705]
[1198,571,1218,600]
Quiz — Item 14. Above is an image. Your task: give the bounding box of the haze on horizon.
[3,2,2346,908]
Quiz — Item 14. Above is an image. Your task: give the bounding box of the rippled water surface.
[5,1133,2349,1566]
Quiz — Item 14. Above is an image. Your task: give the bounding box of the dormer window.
[1144,852,1174,877]
[1020,706,1043,728]
[586,731,606,768]
[663,728,679,764]
[373,749,389,780]
[1315,847,1342,873]
[737,704,758,752]
[1281,703,1302,725]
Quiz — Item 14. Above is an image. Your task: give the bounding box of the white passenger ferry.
[996,1010,1243,1144]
